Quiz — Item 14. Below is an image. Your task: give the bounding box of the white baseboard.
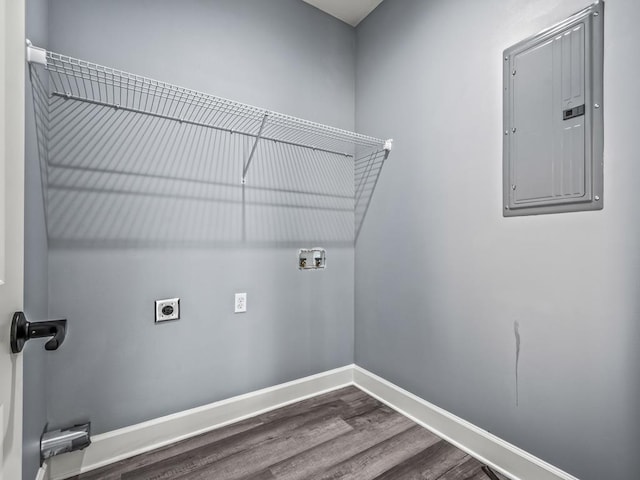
[353,366,579,480]
[47,364,579,480]
[47,365,354,480]
[34,463,48,480]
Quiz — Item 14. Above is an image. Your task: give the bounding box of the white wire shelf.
[26,42,392,184]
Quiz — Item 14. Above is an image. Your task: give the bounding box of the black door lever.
[10,311,67,353]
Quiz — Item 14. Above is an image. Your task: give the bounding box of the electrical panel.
[503,2,604,216]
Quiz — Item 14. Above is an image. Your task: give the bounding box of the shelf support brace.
[242,112,269,184]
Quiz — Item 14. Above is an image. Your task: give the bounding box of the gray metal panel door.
[503,2,603,216]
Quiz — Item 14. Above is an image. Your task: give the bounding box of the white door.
[0,0,26,479]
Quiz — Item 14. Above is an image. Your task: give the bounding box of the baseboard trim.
[353,366,579,480]
[35,463,48,480]
[48,364,579,480]
[47,365,354,480]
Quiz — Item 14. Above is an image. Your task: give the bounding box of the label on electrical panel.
[563,104,585,120]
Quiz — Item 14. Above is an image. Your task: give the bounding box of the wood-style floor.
[68,386,509,480]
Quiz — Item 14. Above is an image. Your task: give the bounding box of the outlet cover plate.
[155,298,180,322]
[235,293,247,313]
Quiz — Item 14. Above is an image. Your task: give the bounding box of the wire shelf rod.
[50,92,358,158]
[48,78,376,152]
[36,48,387,151]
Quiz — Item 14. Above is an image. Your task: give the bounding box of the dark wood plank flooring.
[68,386,509,480]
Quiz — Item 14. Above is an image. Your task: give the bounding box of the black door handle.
[10,312,67,353]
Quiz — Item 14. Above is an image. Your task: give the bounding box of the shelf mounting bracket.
[242,112,269,184]
[26,39,47,66]
[383,139,393,160]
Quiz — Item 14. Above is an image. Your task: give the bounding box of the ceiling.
[302,0,385,27]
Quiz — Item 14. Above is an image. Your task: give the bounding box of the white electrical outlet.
[235,293,247,313]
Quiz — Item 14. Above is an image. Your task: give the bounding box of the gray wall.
[23,0,49,478]
[45,0,356,434]
[355,1,640,480]
[32,1,639,478]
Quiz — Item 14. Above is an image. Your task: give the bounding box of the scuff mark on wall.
[514,320,521,407]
